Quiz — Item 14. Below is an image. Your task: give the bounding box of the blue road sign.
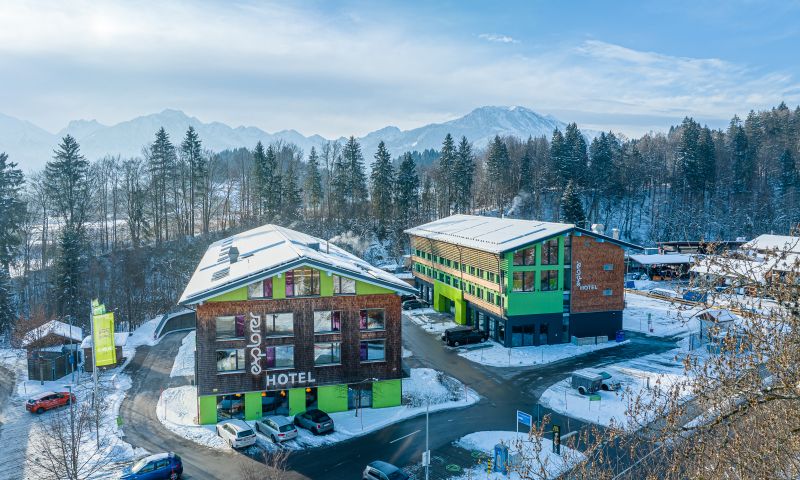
[516,410,532,427]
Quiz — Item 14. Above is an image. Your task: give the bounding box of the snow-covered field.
[453,431,585,480]
[459,339,629,368]
[539,340,699,431]
[156,368,478,452]
[624,292,701,337]
[169,330,195,377]
[0,317,161,480]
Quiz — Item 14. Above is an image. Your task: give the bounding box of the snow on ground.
[156,368,478,452]
[453,431,585,480]
[170,330,195,377]
[624,292,701,337]
[404,309,458,335]
[539,342,699,431]
[402,346,413,358]
[459,339,628,368]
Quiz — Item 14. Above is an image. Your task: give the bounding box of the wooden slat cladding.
[411,255,501,292]
[195,294,402,396]
[570,236,625,313]
[410,235,501,274]
[463,293,504,316]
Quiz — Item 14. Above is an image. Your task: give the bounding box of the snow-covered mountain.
[1,106,579,171]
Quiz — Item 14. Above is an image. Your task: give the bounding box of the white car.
[255,415,298,443]
[216,419,257,449]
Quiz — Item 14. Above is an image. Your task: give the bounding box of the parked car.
[400,294,420,302]
[595,371,622,391]
[649,287,681,300]
[441,326,488,347]
[363,460,409,480]
[255,415,298,443]
[294,408,334,435]
[26,391,76,414]
[121,452,183,480]
[402,299,429,310]
[571,370,603,395]
[215,419,257,449]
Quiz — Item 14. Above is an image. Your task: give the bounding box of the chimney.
[228,246,239,263]
[612,228,620,240]
[591,224,605,235]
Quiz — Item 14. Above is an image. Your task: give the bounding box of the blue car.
[121,452,183,480]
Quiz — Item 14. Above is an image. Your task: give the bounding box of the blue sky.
[1,0,799,137]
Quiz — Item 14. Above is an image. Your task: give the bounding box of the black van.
[441,326,488,347]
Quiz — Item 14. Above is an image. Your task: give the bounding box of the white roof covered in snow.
[80,332,128,349]
[690,257,769,283]
[179,224,415,305]
[743,234,800,254]
[405,214,574,254]
[629,253,694,265]
[21,320,83,347]
[697,308,740,323]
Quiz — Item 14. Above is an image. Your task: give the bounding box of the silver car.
[215,419,257,449]
[293,408,334,435]
[255,415,298,443]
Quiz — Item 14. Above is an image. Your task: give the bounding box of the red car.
[26,391,76,414]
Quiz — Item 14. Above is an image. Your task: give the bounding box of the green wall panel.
[317,384,348,413]
[356,281,394,295]
[506,290,563,316]
[320,272,334,296]
[432,279,466,325]
[372,379,402,408]
[273,274,286,299]
[244,392,262,420]
[207,287,247,303]
[198,395,218,425]
[288,388,306,415]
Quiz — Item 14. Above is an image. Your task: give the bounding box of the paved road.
[121,321,676,479]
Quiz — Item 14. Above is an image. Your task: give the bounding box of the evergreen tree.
[264,145,282,221]
[727,118,752,194]
[395,152,420,228]
[564,123,589,187]
[281,155,302,221]
[421,174,435,221]
[304,147,323,218]
[0,153,25,269]
[519,146,533,194]
[780,149,798,196]
[485,135,509,212]
[146,128,177,242]
[0,266,14,334]
[437,134,456,215]
[329,152,348,222]
[180,126,203,236]
[342,136,368,217]
[550,129,569,187]
[454,136,475,213]
[560,180,586,227]
[252,141,267,217]
[370,141,395,239]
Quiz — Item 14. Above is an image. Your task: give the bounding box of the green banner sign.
[93,312,116,367]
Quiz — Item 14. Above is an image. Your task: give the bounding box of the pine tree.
[727,118,751,194]
[395,152,420,228]
[342,136,368,218]
[0,153,25,269]
[329,152,348,223]
[437,134,456,216]
[454,136,475,214]
[252,142,267,217]
[485,136,509,213]
[180,126,203,236]
[0,265,14,334]
[564,123,589,187]
[370,141,395,239]
[519,146,533,194]
[550,129,569,188]
[281,155,302,221]
[146,128,177,242]
[780,149,797,196]
[421,174,435,221]
[304,147,323,218]
[264,145,282,221]
[560,180,586,227]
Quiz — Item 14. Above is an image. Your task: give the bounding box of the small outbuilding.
[21,320,83,382]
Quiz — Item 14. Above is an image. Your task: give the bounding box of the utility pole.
[67,314,75,384]
[425,397,430,480]
[90,301,97,409]
[64,383,75,478]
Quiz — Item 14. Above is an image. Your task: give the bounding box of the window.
[603,264,614,271]
[541,239,559,265]
[563,268,572,291]
[477,288,483,299]
[540,270,558,291]
[216,315,245,339]
[564,236,572,264]
[454,261,459,270]
[314,311,342,333]
[285,267,320,297]
[487,292,495,304]
[359,309,385,330]
[360,340,385,362]
[314,342,341,365]
[603,289,613,296]
[512,271,535,292]
[265,345,294,369]
[477,268,484,279]
[488,272,495,282]
[265,313,294,336]
[469,266,476,275]
[247,278,273,299]
[513,247,536,266]
[216,349,245,372]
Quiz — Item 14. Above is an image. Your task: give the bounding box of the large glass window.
[541,239,559,265]
[314,342,341,365]
[216,349,245,372]
[333,275,356,294]
[513,247,536,266]
[540,270,558,291]
[314,311,342,333]
[265,313,294,336]
[265,345,294,369]
[216,315,245,339]
[512,272,535,292]
[247,278,273,299]
[359,309,385,330]
[564,236,572,264]
[285,268,320,297]
[359,340,385,362]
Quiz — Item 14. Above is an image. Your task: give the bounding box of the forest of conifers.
[0,102,798,333]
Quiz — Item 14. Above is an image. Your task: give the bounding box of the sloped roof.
[405,214,641,253]
[179,224,415,305]
[21,320,83,347]
[629,253,694,265]
[743,234,800,254]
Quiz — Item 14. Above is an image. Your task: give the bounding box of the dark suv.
[441,326,488,347]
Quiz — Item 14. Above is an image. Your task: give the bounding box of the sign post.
[552,424,561,454]
[516,410,532,437]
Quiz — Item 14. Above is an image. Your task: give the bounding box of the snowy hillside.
[0,106,590,171]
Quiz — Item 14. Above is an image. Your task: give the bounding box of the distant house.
[81,333,128,371]
[628,253,694,280]
[742,234,800,288]
[21,320,83,351]
[697,309,741,343]
[22,320,83,382]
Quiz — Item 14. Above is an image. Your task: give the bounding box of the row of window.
[247,269,357,300]
[216,309,385,339]
[511,270,559,292]
[215,339,386,373]
[416,264,505,308]
[413,249,493,282]
[512,238,562,266]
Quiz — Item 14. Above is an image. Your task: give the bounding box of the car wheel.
[453,341,460,347]
[272,434,279,443]
[169,472,179,480]
[36,407,44,414]
[479,337,486,343]
[228,438,234,448]
[578,387,586,395]
[601,384,609,391]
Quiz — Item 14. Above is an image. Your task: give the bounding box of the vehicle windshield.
[308,411,329,421]
[237,429,255,438]
[131,458,149,473]
[279,424,295,432]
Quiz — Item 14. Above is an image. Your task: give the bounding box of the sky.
[1,0,800,138]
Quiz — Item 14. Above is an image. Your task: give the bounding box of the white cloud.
[478,33,519,44]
